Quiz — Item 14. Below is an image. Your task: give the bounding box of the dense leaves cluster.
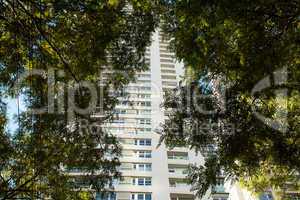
[0,0,299,199]
[160,0,299,198]
[0,0,159,199]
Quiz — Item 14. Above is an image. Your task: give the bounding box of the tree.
[0,0,159,199]
[160,0,299,198]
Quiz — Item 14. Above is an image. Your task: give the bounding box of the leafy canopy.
[0,0,159,199]
[160,0,299,198]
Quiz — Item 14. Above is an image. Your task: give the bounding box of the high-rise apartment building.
[93,30,277,200]
[97,31,203,200]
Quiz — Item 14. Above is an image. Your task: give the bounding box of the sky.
[5,97,26,134]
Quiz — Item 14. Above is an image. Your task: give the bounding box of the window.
[140,109,151,114]
[145,178,151,186]
[216,178,224,185]
[120,138,134,145]
[145,152,151,158]
[115,109,127,114]
[140,139,145,145]
[161,69,176,74]
[167,151,188,160]
[132,178,151,186]
[145,164,152,171]
[161,64,175,68]
[138,151,143,158]
[160,58,173,63]
[161,75,177,80]
[160,49,171,53]
[138,151,152,158]
[140,87,151,91]
[145,139,151,145]
[133,163,152,171]
[140,101,151,107]
[135,139,151,146]
[138,178,144,185]
[160,54,173,58]
[145,194,152,200]
[138,194,144,200]
[139,119,151,125]
[138,128,151,133]
[162,81,177,86]
[131,193,152,200]
[138,164,144,171]
[138,74,151,78]
[96,192,116,200]
[133,164,152,172]
[259,193,274,200]
[113,119,124,124]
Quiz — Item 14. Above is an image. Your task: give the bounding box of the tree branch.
[6,0,80,83]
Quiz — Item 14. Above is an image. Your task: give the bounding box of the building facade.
[98,30,203,200]
[96,30,282,200]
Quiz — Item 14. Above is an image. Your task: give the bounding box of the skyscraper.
[96,30,263,200]
[98,30,203,200]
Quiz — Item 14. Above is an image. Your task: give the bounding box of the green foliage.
[187,156,220,197]
[0,0,159,199]
[239,160,300,199]
[160,0,300,198]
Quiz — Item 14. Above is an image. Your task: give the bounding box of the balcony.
[168,152,188,160]
[168,151,189,165]
[212,185,226,194]
[169,178,193,194]
[170,194,195,200]
[211,184,229,200]
[168,165,188,178]
[119,163,152,177]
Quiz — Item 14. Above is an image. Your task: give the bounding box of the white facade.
[98,31,203,200]
[98,31,260,200]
